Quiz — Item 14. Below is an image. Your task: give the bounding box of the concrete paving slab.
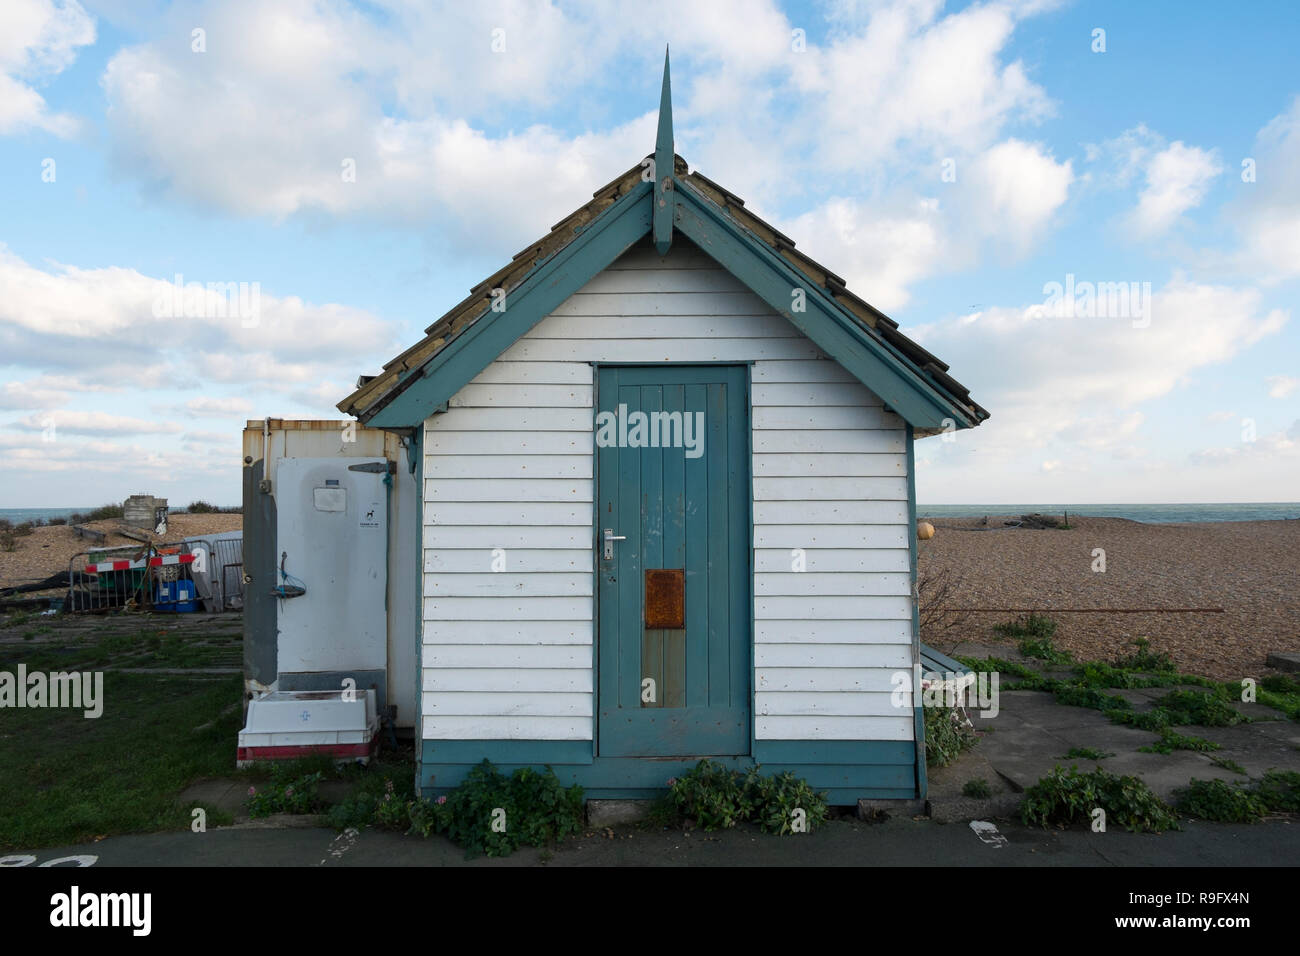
[1241,718,1300,747]
[925,747,1022,822]
[1091,750,1240,801]
[179,779,248,816]
[1193,724,1300,776]
[1266,651,1300,673]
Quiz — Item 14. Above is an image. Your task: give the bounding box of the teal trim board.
[921,643,970,676]
[907,423,927,800]
[412,429,424,794]
[419,739,918,803]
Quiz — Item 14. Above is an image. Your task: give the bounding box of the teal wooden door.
[596,365,751,757]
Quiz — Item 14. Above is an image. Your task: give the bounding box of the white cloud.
[0,243,400,496]
[908,276,1288,462]
[0,0,95,136]
[185,396,253,418]
[0,244,398,396]
[94,0,1064,282]
[961,139,1073,251]
[181,429,236,445]
[772,138,1071,310]
[1230,96,1300,280]
[9,409,181,435]
[1129,141,1221,236]
[102,16,652,251]
[1189,425,1299,466]
[790,0,1053,171]
[779,197,945,311]
[1266,375,1300,399]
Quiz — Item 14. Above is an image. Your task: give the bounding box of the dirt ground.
[0,514,243,589]
[918,515,1300,681]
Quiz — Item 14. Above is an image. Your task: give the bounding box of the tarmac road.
[6,813,1297,867]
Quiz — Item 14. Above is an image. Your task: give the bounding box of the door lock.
[602,528,626,560]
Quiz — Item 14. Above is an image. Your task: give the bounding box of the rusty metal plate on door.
[644,569,685,629]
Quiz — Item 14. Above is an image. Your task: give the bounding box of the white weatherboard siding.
[421,240,913,742]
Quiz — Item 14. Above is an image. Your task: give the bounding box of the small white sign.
[359,502,381,528]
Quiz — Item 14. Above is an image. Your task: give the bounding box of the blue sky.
[1,0,1296,507]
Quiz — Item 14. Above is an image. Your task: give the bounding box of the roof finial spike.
[653,45,674,255]
[656,45,673,165]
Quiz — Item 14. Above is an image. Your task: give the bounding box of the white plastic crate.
[237,689,380,767]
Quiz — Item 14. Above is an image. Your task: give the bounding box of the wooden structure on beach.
[332,54,989,801]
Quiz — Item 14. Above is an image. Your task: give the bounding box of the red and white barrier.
[84,553,196,574]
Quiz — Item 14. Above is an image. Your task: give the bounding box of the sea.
[916,503,1300,524]
[3,503,1298,525]
[1,507,100,524]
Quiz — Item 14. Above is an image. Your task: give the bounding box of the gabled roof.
[338,55,987,435]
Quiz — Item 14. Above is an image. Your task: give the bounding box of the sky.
[0,0,1296,508]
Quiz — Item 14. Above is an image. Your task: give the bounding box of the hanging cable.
[272,550,307,598]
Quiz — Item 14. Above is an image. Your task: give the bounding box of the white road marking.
[969,820,1008,848]
[318,827,360,866]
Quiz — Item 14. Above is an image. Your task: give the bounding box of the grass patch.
[0,625,242,673]
[1020,765,1179,833]
[1062,747,1114,761]
[0,673,243,852]
[1138,731,1221,755]
[999,642,1270,755]
[1113,637,1176,673]
[924,702,977,768]
[956,656,1037,680]
[326,762,418,831]
[993,614,1073,665]
[404,760,586,858]
[1257,674,1300,721]
[68,504,125,523]
[1254,770,1300,812]
[1175,779,1268,823]
[1209,755,1248,775]
[962,778,992,799]
[1005,674,1131,713]
[1154,689,1246,728]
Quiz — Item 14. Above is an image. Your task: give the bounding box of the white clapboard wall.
[421,239,913,742]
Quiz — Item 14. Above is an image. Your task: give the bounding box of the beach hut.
[337,57,988,803]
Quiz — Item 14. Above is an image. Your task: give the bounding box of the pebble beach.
[919,515,1300,681]
[4,511,1298,682]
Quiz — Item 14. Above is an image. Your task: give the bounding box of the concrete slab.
[857,798,928,820]
[1192,724,1300,776]
[179,779,249,816]
[1242,718,1300,748]
[948,673,1300,805]
[925,747,1022,823]
[1092,750,1240,801]
[587,800,654,827]
[945,641,1026,662]
[1266,652,1300,673]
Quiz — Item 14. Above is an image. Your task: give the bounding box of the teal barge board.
[338,53,988,804]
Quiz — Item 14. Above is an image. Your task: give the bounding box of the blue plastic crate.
[155,579,197,612]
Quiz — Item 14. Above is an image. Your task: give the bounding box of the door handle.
[602,528,626,561]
